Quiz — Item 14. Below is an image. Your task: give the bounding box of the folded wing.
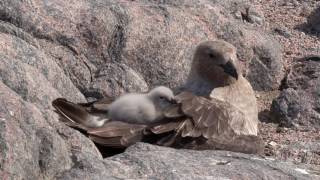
[52,92,263,154]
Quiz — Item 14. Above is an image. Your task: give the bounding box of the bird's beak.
[219,61,238,80]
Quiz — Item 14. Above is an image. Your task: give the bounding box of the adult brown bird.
[52,40,263,155]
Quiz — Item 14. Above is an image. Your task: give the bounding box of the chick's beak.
[169,98,177,104]
[219,61,238,80]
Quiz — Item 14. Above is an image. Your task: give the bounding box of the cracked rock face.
[0,0,303,179]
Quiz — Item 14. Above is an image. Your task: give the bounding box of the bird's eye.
[208,53,216,58]
[159,96,165,100]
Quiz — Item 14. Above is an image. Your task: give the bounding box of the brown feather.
[181,119,195,137]
[77,97,114,113]
[52,98,92,125]
[121,131,144,146]
[163,104,184,118]
[88,121,146,137]
[156,133,178,147]
[52,98,109,128]
[175,91,194,102]
[150,120,182,134]
[89,135,124,148]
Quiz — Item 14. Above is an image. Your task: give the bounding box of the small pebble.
[9,111,14,116]
[274,27,291,38]
[268,141,278,147]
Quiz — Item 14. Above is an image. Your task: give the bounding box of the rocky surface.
[265,57,320,168]
[251,0,320,68]
[0,0,284,99]
[251,0,320,168]
[63,143,320,180]
[261,123,320,166]
[0,80,103,179]
[0,0,318,179]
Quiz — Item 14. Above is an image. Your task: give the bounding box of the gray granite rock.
[307,7,320,33]
[0,0,283,98]
[271,88,302,127]
[0,81,102,179]
[271,57,320,129]
[101,143,320,180]
[0,0,290,178]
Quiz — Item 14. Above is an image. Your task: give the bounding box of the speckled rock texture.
[271,57,320,129]
[0,0,311,179]
[103,143,320,179]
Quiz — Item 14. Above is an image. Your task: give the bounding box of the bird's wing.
[88,121,146,137]
[149,120,183,134]
[175,91,247,139]
[179,134,264,155]
[52,97,182,148]
[209,77,259,136]
[52,94,263,154]
[52,97,112,128]
[163,104,185,118]
[53,99,148,147]
[165,91,264,154]
[78,96,115,113]
[88,121,146,148]
[52,98,95,129]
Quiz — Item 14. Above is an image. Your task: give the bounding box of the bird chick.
[108,86,176,124]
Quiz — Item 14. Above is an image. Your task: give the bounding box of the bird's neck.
[184,67,237,96]
[146,96,165,120]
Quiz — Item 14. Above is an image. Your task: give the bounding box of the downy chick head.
[147,86,176,110]
[193,40,239,80]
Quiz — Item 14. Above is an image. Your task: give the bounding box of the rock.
[307,7,320,33]
[0,16,103,179]
[247,6,265,25]
[0,0,287,178]
[0,81,103,179]
[274,27,291,38]
[0,0,283,97]
[271,88,302,127]
[298,6,320,35]
[101,143,320,179]
[246,36,284,90]
[268,141,278,147]
[277,141,320,166]
[271,57,320,129]
[86,63,148,99]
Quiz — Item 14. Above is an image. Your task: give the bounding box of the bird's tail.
[52,98,108,128]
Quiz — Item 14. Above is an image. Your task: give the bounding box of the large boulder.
[0,80,104,179]
[0,0,283,99]
[0,0,290,179]
[67,143,320,179]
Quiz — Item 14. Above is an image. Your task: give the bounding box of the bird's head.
[193,40,239,80]
[147,86,176,109]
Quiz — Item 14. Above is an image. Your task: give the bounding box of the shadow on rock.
[295,7,320,37]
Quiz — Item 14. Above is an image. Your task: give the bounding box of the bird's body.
[210,76,258,135]
[183,40,258,136]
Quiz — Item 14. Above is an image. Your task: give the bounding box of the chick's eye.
[159,96,164,100]
[208,53,216,58]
